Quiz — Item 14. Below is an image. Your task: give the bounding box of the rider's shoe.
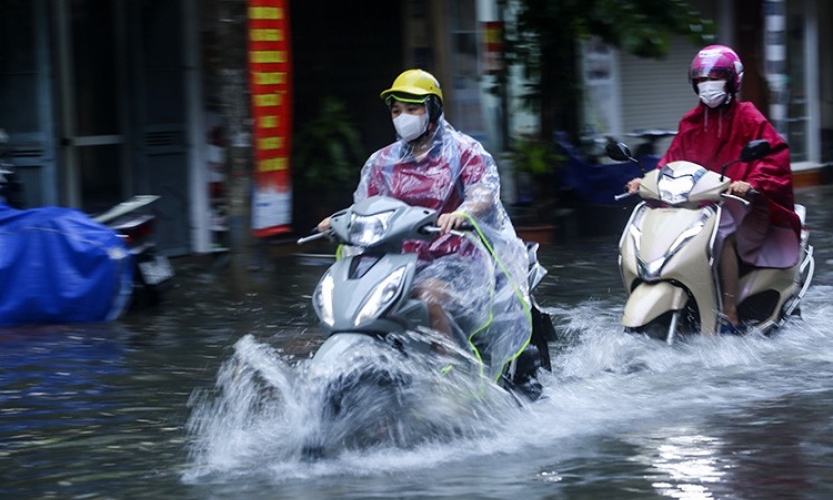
[511,345,544,401]
[515,375,544,401]
[718,315,747,335]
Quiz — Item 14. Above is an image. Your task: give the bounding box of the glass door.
[56,0,129,212]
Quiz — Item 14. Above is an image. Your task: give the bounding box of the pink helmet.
[689,44,744,95]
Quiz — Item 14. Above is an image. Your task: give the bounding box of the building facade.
[1,0,827,255]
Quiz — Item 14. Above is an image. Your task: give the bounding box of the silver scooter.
[297,196,554,455]
[609,140,814,344]
[0,129,23,209]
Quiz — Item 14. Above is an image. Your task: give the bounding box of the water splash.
[183,331,523,482]
[184,335,305,476]
[507,286,833,448]
[184,284,833,486]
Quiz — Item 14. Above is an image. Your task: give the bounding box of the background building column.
[763,0,788,138]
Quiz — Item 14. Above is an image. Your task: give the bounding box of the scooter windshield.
[658,165,707,204]
[349,210,394,247]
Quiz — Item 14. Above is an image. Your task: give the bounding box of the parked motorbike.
[555,130,659,206]
[0,205,133,326]
[0,127,171,323]
[93,195,174,308]
[0,128,24,209]
[296,196,554,456]
[608,140,815,344]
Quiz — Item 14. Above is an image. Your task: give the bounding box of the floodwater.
[2,186,833,499]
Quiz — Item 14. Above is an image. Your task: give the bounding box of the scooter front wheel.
[626,310,684,344]
[301,365,413,459]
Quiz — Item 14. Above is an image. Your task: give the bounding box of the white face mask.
[697,80,728,108]
[393,112,429,142]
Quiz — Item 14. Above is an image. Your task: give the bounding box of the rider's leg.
[719,234,741,326]
[413,254,491,351]
[426,302,453,336]
[413,278,454,340]
[718,199,774,330]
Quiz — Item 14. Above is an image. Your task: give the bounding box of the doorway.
[55,0,130,213]
[53,0,190,254]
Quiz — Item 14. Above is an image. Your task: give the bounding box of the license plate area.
[138,255,174,286]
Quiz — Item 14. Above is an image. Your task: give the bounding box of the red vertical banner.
[248,0,292,237]
[481,21,504,74]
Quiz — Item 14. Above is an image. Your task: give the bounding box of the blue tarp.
[0,203,133,326]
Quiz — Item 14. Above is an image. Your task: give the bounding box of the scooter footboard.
[623,282,688,328]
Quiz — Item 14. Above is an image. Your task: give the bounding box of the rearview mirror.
[605,142,633,162]
[740,140,771,162]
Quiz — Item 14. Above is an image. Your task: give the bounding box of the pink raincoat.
[660,100,801,268]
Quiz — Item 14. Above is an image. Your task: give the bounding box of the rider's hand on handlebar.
[317,217,331,233]
[437,213,467,234]
[728,180,754,198]
[626,177,642,194]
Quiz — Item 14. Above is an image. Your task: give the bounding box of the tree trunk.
[217,0,256,292]
[540,33,579,143]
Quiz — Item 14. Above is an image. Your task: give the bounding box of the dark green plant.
[293,96,366,198]
[511,135,562,176]
[508,135,565,224]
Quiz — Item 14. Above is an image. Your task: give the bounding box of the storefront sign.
[248,0,292,237]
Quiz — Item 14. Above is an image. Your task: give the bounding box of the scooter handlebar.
[420,224,472,238]
[297,230,331,245]
[298,220,474,246]
[720,192,751,206]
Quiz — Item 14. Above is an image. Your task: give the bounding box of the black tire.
[630,318,670,341]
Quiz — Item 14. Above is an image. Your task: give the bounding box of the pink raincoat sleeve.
[733,104,796,230]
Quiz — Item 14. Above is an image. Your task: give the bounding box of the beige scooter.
[608,140,815,344]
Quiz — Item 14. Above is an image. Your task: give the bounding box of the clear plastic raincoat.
[354,115,532,381]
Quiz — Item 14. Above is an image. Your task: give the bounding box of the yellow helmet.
[380,69,443,104]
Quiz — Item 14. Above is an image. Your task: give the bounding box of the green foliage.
[293,96,366,196]
[510,135,562,176]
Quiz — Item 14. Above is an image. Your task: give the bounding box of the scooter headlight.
[354,266,406,326]
[349,210,394,247]
[314,272,336,326]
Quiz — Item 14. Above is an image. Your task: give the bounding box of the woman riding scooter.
[318,69,534,384]
[627,44,801,334]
